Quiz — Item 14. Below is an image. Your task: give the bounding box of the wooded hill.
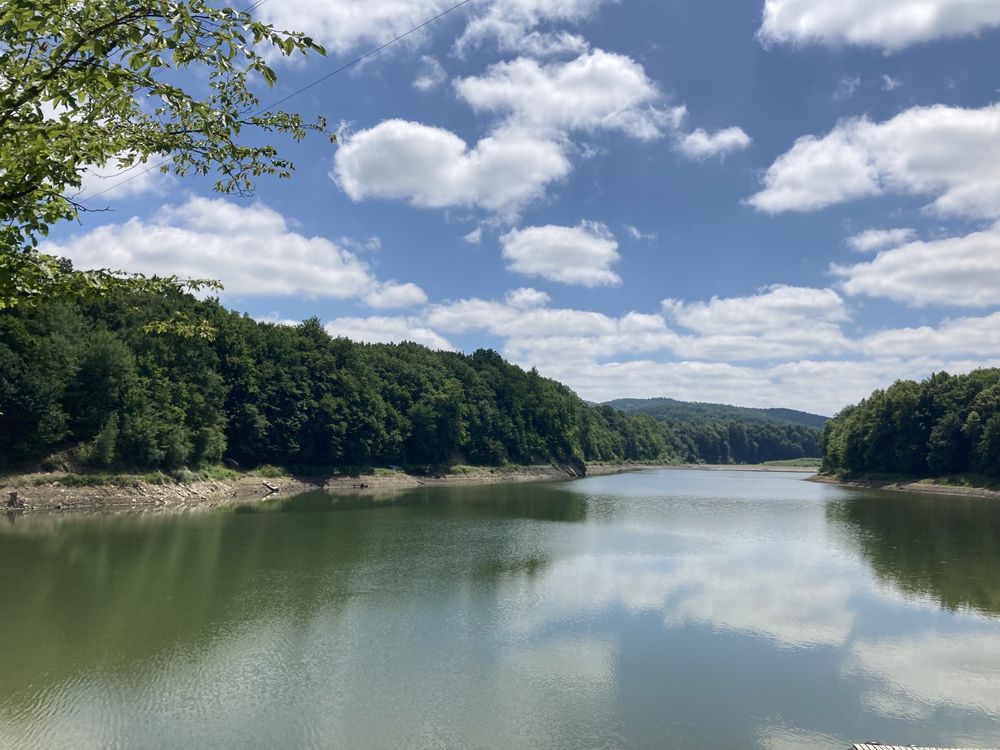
[606,397,828,429]
[606,397,824,464]
[0,291,823,474]
[821,369,1000,478]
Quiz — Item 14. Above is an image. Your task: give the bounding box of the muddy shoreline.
[808,473,1000,500]
[0,463,643,515]
[1,462,830,516]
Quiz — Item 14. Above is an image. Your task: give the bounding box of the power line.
[80,0,475,202]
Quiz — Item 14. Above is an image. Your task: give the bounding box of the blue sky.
[44,0,1000,414]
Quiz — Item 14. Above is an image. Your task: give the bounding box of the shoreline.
[1,462,823,516]
[808,473,1000,500]
[0,463,641,515]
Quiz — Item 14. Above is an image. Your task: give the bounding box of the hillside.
[605,397,828,429]
[0,291,823,474]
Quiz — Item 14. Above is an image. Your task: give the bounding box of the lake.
[2,468,1000,749]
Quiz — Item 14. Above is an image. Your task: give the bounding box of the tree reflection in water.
[829,490,1000,617]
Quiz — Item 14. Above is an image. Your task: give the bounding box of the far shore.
[1,462,827,516]
[809,473,1000,500]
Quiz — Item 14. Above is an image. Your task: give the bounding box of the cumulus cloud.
[833,222,1000,307]
[759,0,1000,50]
[516,30,591,57]
[846,227,917,252]
[664,285,849,335]
[662,286,851,361]
[457,0,610,53]
[332,120,571,216]
[505,287,552,308]
[324,316,455,351]
[500,221,622,286]
[455,50,684,140]
[676,126,752,160]
[39,197,425,306]
[859,312,1000,358]
[258,0,612,58]
[258,0,448,55]
[749,103,1000,218]
[364,281,428,309]
[336,47,744,216]
[428,286,853,369]
[538,355,1000,415]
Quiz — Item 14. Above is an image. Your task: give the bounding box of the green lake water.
[2,468,1000,749]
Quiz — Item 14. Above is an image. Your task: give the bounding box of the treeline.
[0,292,681,473]
[666,421,821,464]
[607,397,828,430]
[821,369,1000,477]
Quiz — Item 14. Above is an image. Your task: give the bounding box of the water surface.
[2,469,1000,749]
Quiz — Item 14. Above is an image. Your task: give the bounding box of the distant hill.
[605,398,828,429]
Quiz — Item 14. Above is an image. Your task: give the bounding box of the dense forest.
[606,398,823,464]
[821,369,1000,478]
[607,397,828,429]
[0,291,822,475]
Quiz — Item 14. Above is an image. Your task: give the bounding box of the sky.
[42,0,1000,416]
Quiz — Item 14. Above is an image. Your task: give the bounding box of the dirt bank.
[808,473,1000,500]
[0,463,641,515]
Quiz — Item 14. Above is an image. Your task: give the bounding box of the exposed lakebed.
[2,469,999,749]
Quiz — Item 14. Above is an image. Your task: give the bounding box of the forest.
[0,290,820,474]
[820,369,1000,478]
[606,397,827,429]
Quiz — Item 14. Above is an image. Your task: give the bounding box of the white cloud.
[749,103,1000,218]
[457,0,610,53]
[455,50,684,140]
[324,316,455,351]
[413,55,446,91]
[663,285,849,336]
[676,126,752,160]
[538,356,1000,415]
[463,227,484,245]
[759,0,1000,50]
[860,312,1000,357]
[39,197,424,306]
[662,286,851,361]
[428,286,851,368]
[364,281,428,309]
[258,0,448,55]
[516,30,591,57]
[505,287,552,308]
[882,74,902,91]
[426,298,621,338]
[833,222,1000,307]
[332,120,571,216]
[846,227,917,252]
[500,221,622,286]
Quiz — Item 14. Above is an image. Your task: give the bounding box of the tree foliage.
[821,369,1000,478]
[0,0,327,306]
[0,292,828,474]
[0,292,681,472]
